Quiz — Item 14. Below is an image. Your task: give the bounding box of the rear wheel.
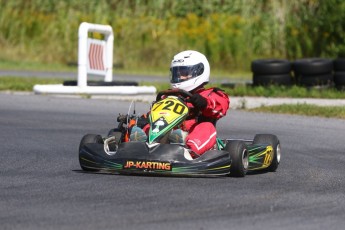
[79,134,103,171]
[253,134,281,172]
[225,140,249,177]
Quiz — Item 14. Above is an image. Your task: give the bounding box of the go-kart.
[79,89,281,177]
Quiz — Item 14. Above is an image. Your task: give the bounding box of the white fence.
[78,22,114,87]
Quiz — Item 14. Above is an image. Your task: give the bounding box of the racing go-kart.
[79,89,281,177]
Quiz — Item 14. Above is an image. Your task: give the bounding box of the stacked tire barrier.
[251,58,342,88]
[251,59,292,86]
[333,58,345,89]
[292,58,333,87]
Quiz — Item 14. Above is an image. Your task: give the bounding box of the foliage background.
[0,0,344,74]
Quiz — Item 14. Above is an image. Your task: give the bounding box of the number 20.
[154,100,185,115]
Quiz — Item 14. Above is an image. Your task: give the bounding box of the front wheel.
[225,140,249,177]
[79,134,103,171]
[253,134,281,172]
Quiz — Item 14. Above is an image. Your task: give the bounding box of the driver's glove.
[190,94,207,110]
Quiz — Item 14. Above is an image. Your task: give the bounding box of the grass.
[250,104,345,119]
[0,59,252,80]
[0,77,63,91]
[1,1,344,73]
[219,84,345,99]
[0,59,76,72]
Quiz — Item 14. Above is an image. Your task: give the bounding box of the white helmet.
[170,50,210,92]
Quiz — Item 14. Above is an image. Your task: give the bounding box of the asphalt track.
[1,93,345,230]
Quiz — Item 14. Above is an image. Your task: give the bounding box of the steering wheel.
[155,89,193,102]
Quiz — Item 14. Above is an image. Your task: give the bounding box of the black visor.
[170,63,204,83]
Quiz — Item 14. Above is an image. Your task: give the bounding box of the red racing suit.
[143,87,230,156]
[181,87,230,156]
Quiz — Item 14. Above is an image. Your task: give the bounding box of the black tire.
[334,72,345,86]
[293,58,333,75]
[253,74,292,86]
[63,80,138,86]
[295,73,333,86]
[253,134,281,172]
[333,58,345,71]
[251,59,291,75]
[225,140,249,177]
[79,134,103,171]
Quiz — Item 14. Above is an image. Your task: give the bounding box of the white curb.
[33,84,156,95]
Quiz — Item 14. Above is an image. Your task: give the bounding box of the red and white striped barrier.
[78,22,114,87]
[88,39,106,72]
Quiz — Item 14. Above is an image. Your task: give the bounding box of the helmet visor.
[170,63,204,83]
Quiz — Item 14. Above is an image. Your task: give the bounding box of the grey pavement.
[1,93,345,230]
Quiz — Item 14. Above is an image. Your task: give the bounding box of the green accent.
[216,138,225,150]
[248,146,266,163]
[81,155,124,170]
[103,160,123,170]
[247,144,270,170]
[171,164,230,174]
[148,114,187,144]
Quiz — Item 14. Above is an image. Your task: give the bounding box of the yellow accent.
[263,146,273,167]
[81,157,96,164]
[250,166,266,170]
[206,164,231,171]
[151,97,188,124]
[250,146,274,170]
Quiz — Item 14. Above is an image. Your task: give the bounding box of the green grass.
[1,1,344,72]
[0,77,63,91]
[0,59,252,81]
[219,84,345,99]
[250,104,345,119]
[0,59,76,72]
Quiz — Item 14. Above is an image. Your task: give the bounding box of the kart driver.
[132,50,230,158]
